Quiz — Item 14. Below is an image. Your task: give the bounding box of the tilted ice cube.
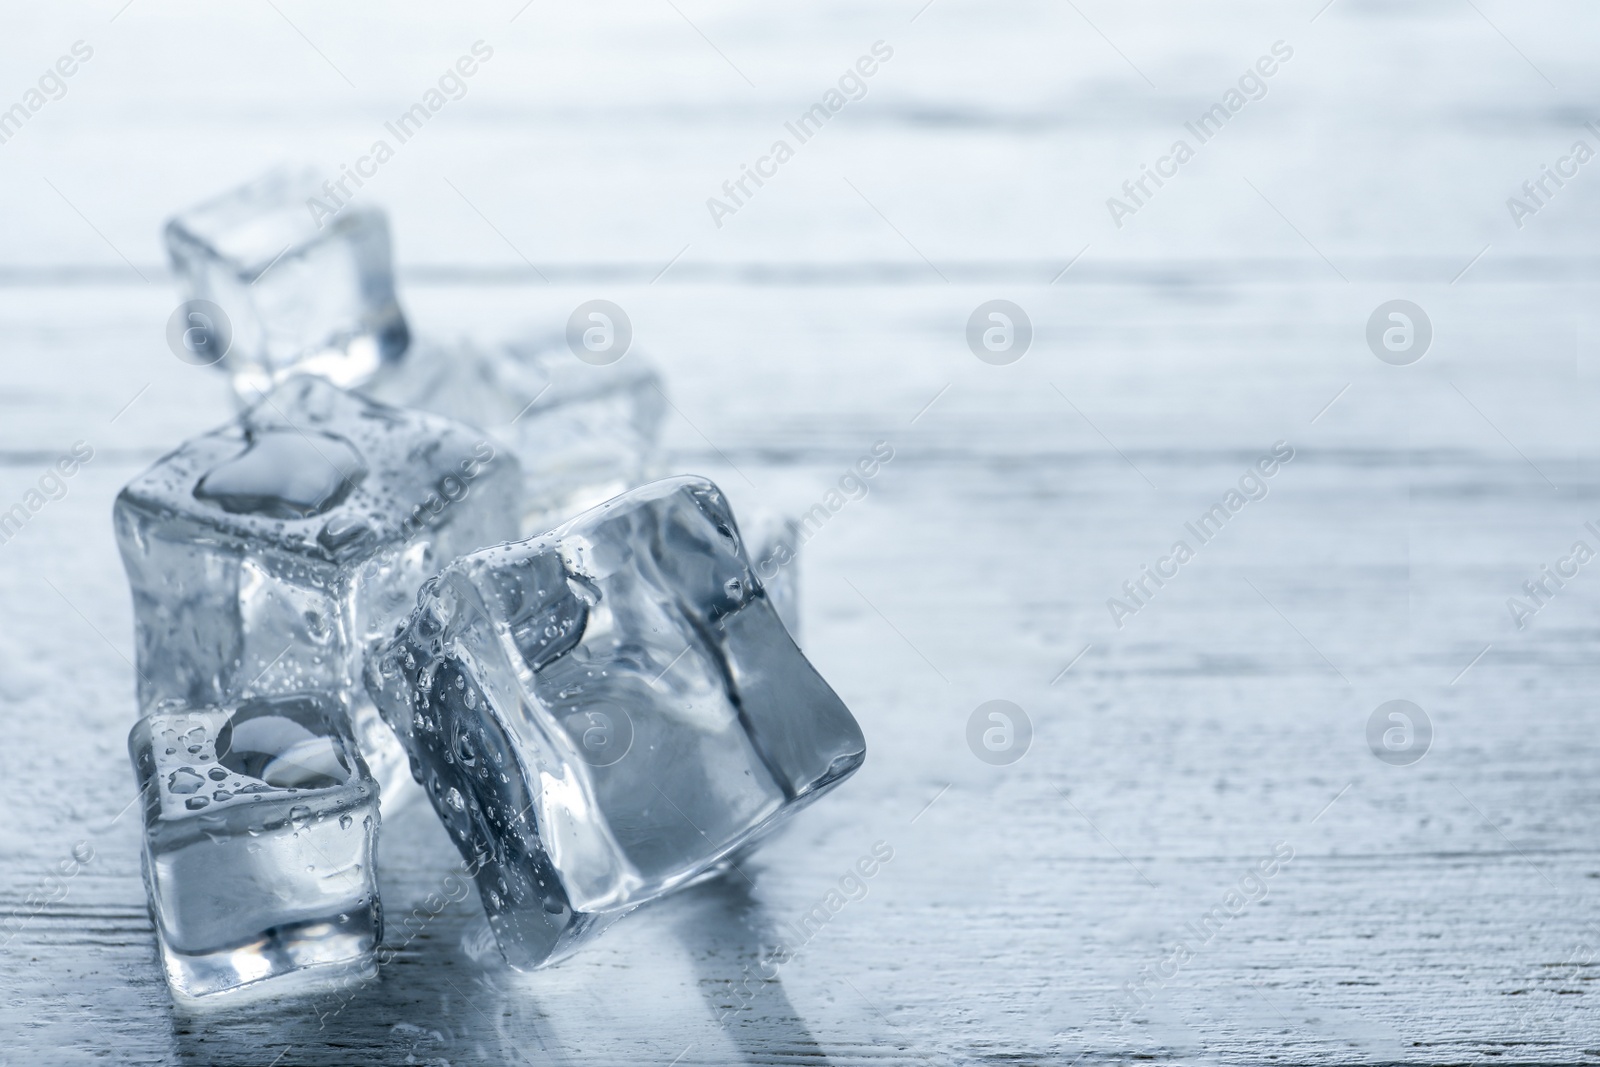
[128,694,380,1000]
[114,376,522,807]
[363,335,664,535]
[368,476,865,969]
[164,169,409,400]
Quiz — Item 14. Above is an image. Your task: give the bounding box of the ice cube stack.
[118,172,858,1002]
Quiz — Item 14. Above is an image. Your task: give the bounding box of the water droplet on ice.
[167,767,205,794]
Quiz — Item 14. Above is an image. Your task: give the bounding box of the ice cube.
[367,476,865,969]
[128,694,380,1000]
[742,510,802,638]
[362,335,665,535]
[114,376,522,808]
[164,169,409,400]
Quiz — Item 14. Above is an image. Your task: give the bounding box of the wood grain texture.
[3,1,1600,1063]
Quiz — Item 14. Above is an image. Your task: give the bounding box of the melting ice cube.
[114,376,522,808]
[742,509,802,638]
[362,335,665,535]
[164,169,409,400]
[128,694,380,1000]
[368,476,865,968]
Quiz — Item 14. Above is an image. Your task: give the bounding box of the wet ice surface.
[114,376,522,807]
[164,169,410,399]
[193,429,366,518]
[128,694,380,1001]
[369,476,865,969]
[363,335,665,535]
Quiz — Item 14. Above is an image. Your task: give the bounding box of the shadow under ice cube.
[368,476,865,969]
[114,376,522,808]
[164,169,409,400]
[128,694,380,1001]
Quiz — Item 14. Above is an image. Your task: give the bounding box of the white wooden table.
[4,1,1600,1063]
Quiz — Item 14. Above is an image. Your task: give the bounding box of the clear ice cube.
[367,476,865,969]
[127,694,380,1000]
[164,169,410,400]
[114,376,522,808]
[362,335,665,535]
[743,510,802,638]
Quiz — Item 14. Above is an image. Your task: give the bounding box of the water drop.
[167,767,205,794]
